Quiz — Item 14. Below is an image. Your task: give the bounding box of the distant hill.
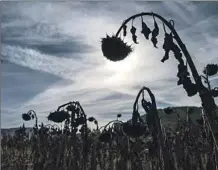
[1,106,218,137]
[140,106,218,131]
[141,106,199,127]
[1,127,33,137]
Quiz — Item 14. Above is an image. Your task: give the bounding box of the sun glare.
[102,52,142,87]
[105,53,139,73]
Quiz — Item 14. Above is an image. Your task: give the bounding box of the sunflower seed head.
[101,35,132,62]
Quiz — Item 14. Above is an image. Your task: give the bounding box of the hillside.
[1,106,218,137]
[140,106,218,131]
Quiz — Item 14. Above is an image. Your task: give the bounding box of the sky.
[1,1,218,128]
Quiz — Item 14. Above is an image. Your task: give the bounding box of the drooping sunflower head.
[101,35,133,61]
[47,110,70,123]
[22,113,31,121]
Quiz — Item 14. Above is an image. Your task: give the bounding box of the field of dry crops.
[2,96,218,170]
[1,115,218,170]
[1,85,218,170]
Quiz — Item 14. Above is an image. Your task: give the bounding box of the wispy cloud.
[1,1,218,128]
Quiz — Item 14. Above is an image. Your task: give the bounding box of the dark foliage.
[164,107,174,115]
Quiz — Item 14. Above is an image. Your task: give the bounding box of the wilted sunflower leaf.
[141,21,151,40]
[161,33,173,62]
[130,26,138,44]
[177,63,189,85]
[163,33,173,50]
[151,18,159,48]
[171,43,183,63]
[130,26,137,35]
[182,77,198,97]
[152,20,159,37]
[132,35,138,44]
[151,36,158,48]
[161,50,170,63]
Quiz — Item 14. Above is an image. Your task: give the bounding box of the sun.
[101,45,162,88]
[104,53,139,73]
[102,52,141,87]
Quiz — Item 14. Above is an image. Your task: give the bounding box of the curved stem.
[28,110,38,128]
[116,12,202,90]
[57,101,75,111]
[133,87,146,111]
[99,120,123,131]
[77,101,85,115]
[94,119,99,130]
[133,86,156,112]
[115,12,216,123]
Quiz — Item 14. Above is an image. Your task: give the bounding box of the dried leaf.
[152,20,159,37]
[130,26,137,35]
[130,26,138,44]
[161,50,170,63]
[132,35,139,44]
[161,33,173,62]
[141,21,151,40]
[151,36,158,48]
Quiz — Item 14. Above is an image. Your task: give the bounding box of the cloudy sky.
[1,1,218,128]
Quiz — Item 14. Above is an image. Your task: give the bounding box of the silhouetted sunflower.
[48,110,70,123]
[22,113,31,121]
[123,122,147,138]
[101,35,132,61]
[203,64,218,76]
[98,131,112,143]
[88,117,95,122]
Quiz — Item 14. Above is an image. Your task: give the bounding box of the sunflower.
[101,35,132,61]
[47,110,70,123]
